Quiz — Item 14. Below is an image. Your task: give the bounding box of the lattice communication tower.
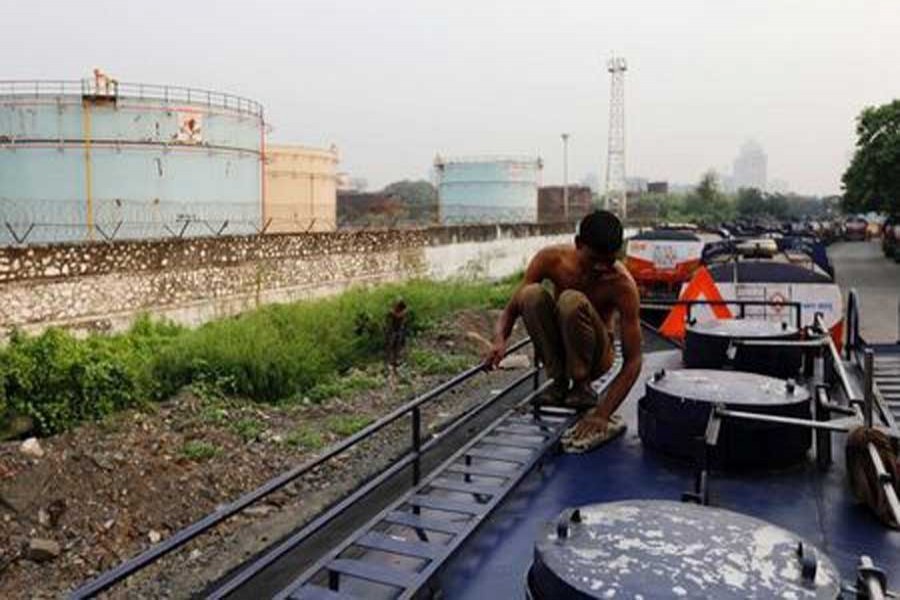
[605,56,627,219]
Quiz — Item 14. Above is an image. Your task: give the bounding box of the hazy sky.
[5,0,898,195]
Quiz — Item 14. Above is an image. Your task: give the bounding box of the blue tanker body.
[0,80,263,244]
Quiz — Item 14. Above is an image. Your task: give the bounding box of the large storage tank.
[265,144,339,232]
[0,79,264,244]
[434,155,542,224]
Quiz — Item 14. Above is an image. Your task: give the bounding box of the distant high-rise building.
[733,140,767,191]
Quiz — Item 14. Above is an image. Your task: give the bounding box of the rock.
[244,504,276,518]
[148,530,162,544]
[102,519,115,531]
[188,549,202,561]
[498,354,531,370]
[37,508,50,526]
[26,538,61,562]
[19,437,44,459]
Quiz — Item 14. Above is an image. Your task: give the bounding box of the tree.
[684,171,734,224]
[736,187,766,218]
[842,100,900,215]
[382,180,438,206]
[382,180,439,225]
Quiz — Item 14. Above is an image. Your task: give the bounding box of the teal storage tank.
[0,80,264,244]
[434,155,542,224]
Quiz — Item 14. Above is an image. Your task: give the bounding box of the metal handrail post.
[411,407,422,486]
[864,349,875,429]
[815,386,832,469]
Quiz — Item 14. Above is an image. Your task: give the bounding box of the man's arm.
[485,251,551,369]
[572,280,642,436]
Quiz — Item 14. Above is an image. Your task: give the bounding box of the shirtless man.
[485,210,642,443]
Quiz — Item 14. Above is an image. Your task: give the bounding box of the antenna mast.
[605,55,627,220]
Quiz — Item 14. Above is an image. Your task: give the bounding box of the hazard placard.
[659,267,732,339]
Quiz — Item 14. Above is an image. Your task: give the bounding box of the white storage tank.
[434,155,542,224]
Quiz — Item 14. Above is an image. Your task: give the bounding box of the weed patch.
[284,424,325,451]
[0,278,514,437]
[180,440,220,461]
[325,414,373,437]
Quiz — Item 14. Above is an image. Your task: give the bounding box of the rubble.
[19,438,44,459]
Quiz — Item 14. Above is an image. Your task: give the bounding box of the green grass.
[284,424,326,450]
[325,414,373,437]
[408,349,472,375]
[180,440,220,460]
[0,277,515,436]
[231,417,264,443]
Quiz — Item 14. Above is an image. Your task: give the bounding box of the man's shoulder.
[532,244,575,267]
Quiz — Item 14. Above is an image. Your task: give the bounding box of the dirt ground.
[0,309,530,599]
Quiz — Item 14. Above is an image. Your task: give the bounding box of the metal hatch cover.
[646,369,809,406]
[684,319,802,377]
[639,370,812,467]
[528,500,841,599]
[688,318,797,338]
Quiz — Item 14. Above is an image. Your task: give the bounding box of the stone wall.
[0,223,574,337]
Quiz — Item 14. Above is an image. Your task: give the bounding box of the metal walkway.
[276,359,622,600]
[874,348,900,422]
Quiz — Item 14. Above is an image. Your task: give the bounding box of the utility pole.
[605,55,627,221]
[561,133,570,221]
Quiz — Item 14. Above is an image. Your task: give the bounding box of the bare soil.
[0,309,529,599]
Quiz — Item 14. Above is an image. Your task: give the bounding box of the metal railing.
[0,79,264,117]
[69,337,535,599]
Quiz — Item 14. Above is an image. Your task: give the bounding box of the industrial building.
[265,144,339,232]
[0,78,265,244]
[434,155,542,224]
[537,186,593,224]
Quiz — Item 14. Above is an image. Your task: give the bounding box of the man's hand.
[483,338,507,370]
[570,408,608,441]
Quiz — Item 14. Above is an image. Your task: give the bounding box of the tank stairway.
[275,354,623,600]
[873,346,900,422]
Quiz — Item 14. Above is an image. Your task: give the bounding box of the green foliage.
[408,349,471,375]
[684,171,734,224]
[381,180,439,224]
[154,278,504,403]
[0,318,180,435]
[0,279,511,437]
[325,414,373,437]
[180,440,220,460]
[306,368,385,404]
[232,417,264,443]
[842,100,900,215]
[284,424,325,450]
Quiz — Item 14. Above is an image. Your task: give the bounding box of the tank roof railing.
[0,79,264,118]
[434,154,543,167]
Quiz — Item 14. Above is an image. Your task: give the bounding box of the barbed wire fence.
[0,199,585,246]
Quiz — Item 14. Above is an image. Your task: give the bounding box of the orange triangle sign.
[658,266,733,340]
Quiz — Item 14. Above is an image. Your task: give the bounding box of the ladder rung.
[407,494,488,515]
[480,435,544,450]
[445,463,517,479]
[464,447,530,463]
[382,511,467,535]
[492,425,550,437]
[290,585,359,600]
[354,531,444,560]
[508,414,567,426]
[429,478,503,497]
[327,558,416,589]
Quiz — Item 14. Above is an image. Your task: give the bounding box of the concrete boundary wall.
[0,223,575,337]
